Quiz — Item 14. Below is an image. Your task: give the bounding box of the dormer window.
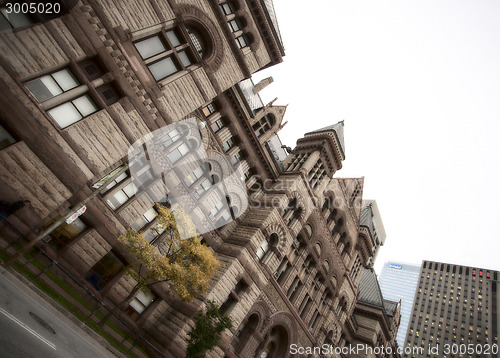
[252,114,275,137]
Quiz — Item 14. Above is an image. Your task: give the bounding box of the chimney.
[253,76,274,94]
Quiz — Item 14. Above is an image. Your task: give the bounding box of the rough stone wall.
[64,229,112,274]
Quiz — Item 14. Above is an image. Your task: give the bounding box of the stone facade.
[0,1,399,357]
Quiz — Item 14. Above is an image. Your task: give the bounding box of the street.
[0,268,118,358]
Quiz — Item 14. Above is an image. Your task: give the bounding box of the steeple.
[282,121,346,191]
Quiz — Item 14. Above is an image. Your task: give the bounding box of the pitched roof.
[358,268,399,317]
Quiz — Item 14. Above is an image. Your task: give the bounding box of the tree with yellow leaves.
[115,204,219,309]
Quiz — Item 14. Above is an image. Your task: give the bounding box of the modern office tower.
[404,261,499,358]
[379,262,421,348]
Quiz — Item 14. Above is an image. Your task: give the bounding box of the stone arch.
[262,311,298,355]
[255,325,289,358]
[264,222,287,255]
[232,300,271,354]
[172,4,225,72]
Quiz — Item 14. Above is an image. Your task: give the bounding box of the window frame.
[24,59,120,130]
[133,27,199,82]
[85,250,126,291]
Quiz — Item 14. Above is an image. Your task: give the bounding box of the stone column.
[300,150,320,175]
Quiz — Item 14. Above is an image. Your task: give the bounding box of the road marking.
[0,307,56,350]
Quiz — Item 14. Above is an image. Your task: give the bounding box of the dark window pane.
[85,251,124,290]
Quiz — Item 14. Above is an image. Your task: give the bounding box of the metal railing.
[0,220,166,358]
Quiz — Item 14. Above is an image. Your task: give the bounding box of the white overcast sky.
[252,0,500,274]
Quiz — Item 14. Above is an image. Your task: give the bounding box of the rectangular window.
[236,36,247,49]
[195,178,212,197]
[231,152,241,165]
[126,290,157,319]
[149,57,178,81]
[219,2,235,16]
[102,172,138,210]
[209,200,224,221]
[211,118,224,133]
[202,103,216,117]
[107,181,138,209]
[100,172,128,193]
[222,138,234,152]
[134,27,196,82]
[85,250,125,291]
[47,95,98,128]
[167,142,190,163]
[25,69,79,103]
[228,19,241,33]
[184,165,206,186]
[134,36,167,59]
[24,64,114,128]
[132,207,157,231]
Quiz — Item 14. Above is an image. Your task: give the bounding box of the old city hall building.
[0,0,400,357]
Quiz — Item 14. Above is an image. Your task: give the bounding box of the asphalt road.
[0,268,118,358]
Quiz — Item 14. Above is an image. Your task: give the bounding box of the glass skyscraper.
[403,261,499,358]
[379,261,421,348]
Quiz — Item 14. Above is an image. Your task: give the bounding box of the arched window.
[252,114,276,137]
[314,243,321,257]
[336,297,348,317]
[256,233,279,261]
[332,217,343,235]
[322,198,329,213]
[336,232,346,249]
[185,25,208,59]
[341,241,351,258]
[254,325,289,358]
